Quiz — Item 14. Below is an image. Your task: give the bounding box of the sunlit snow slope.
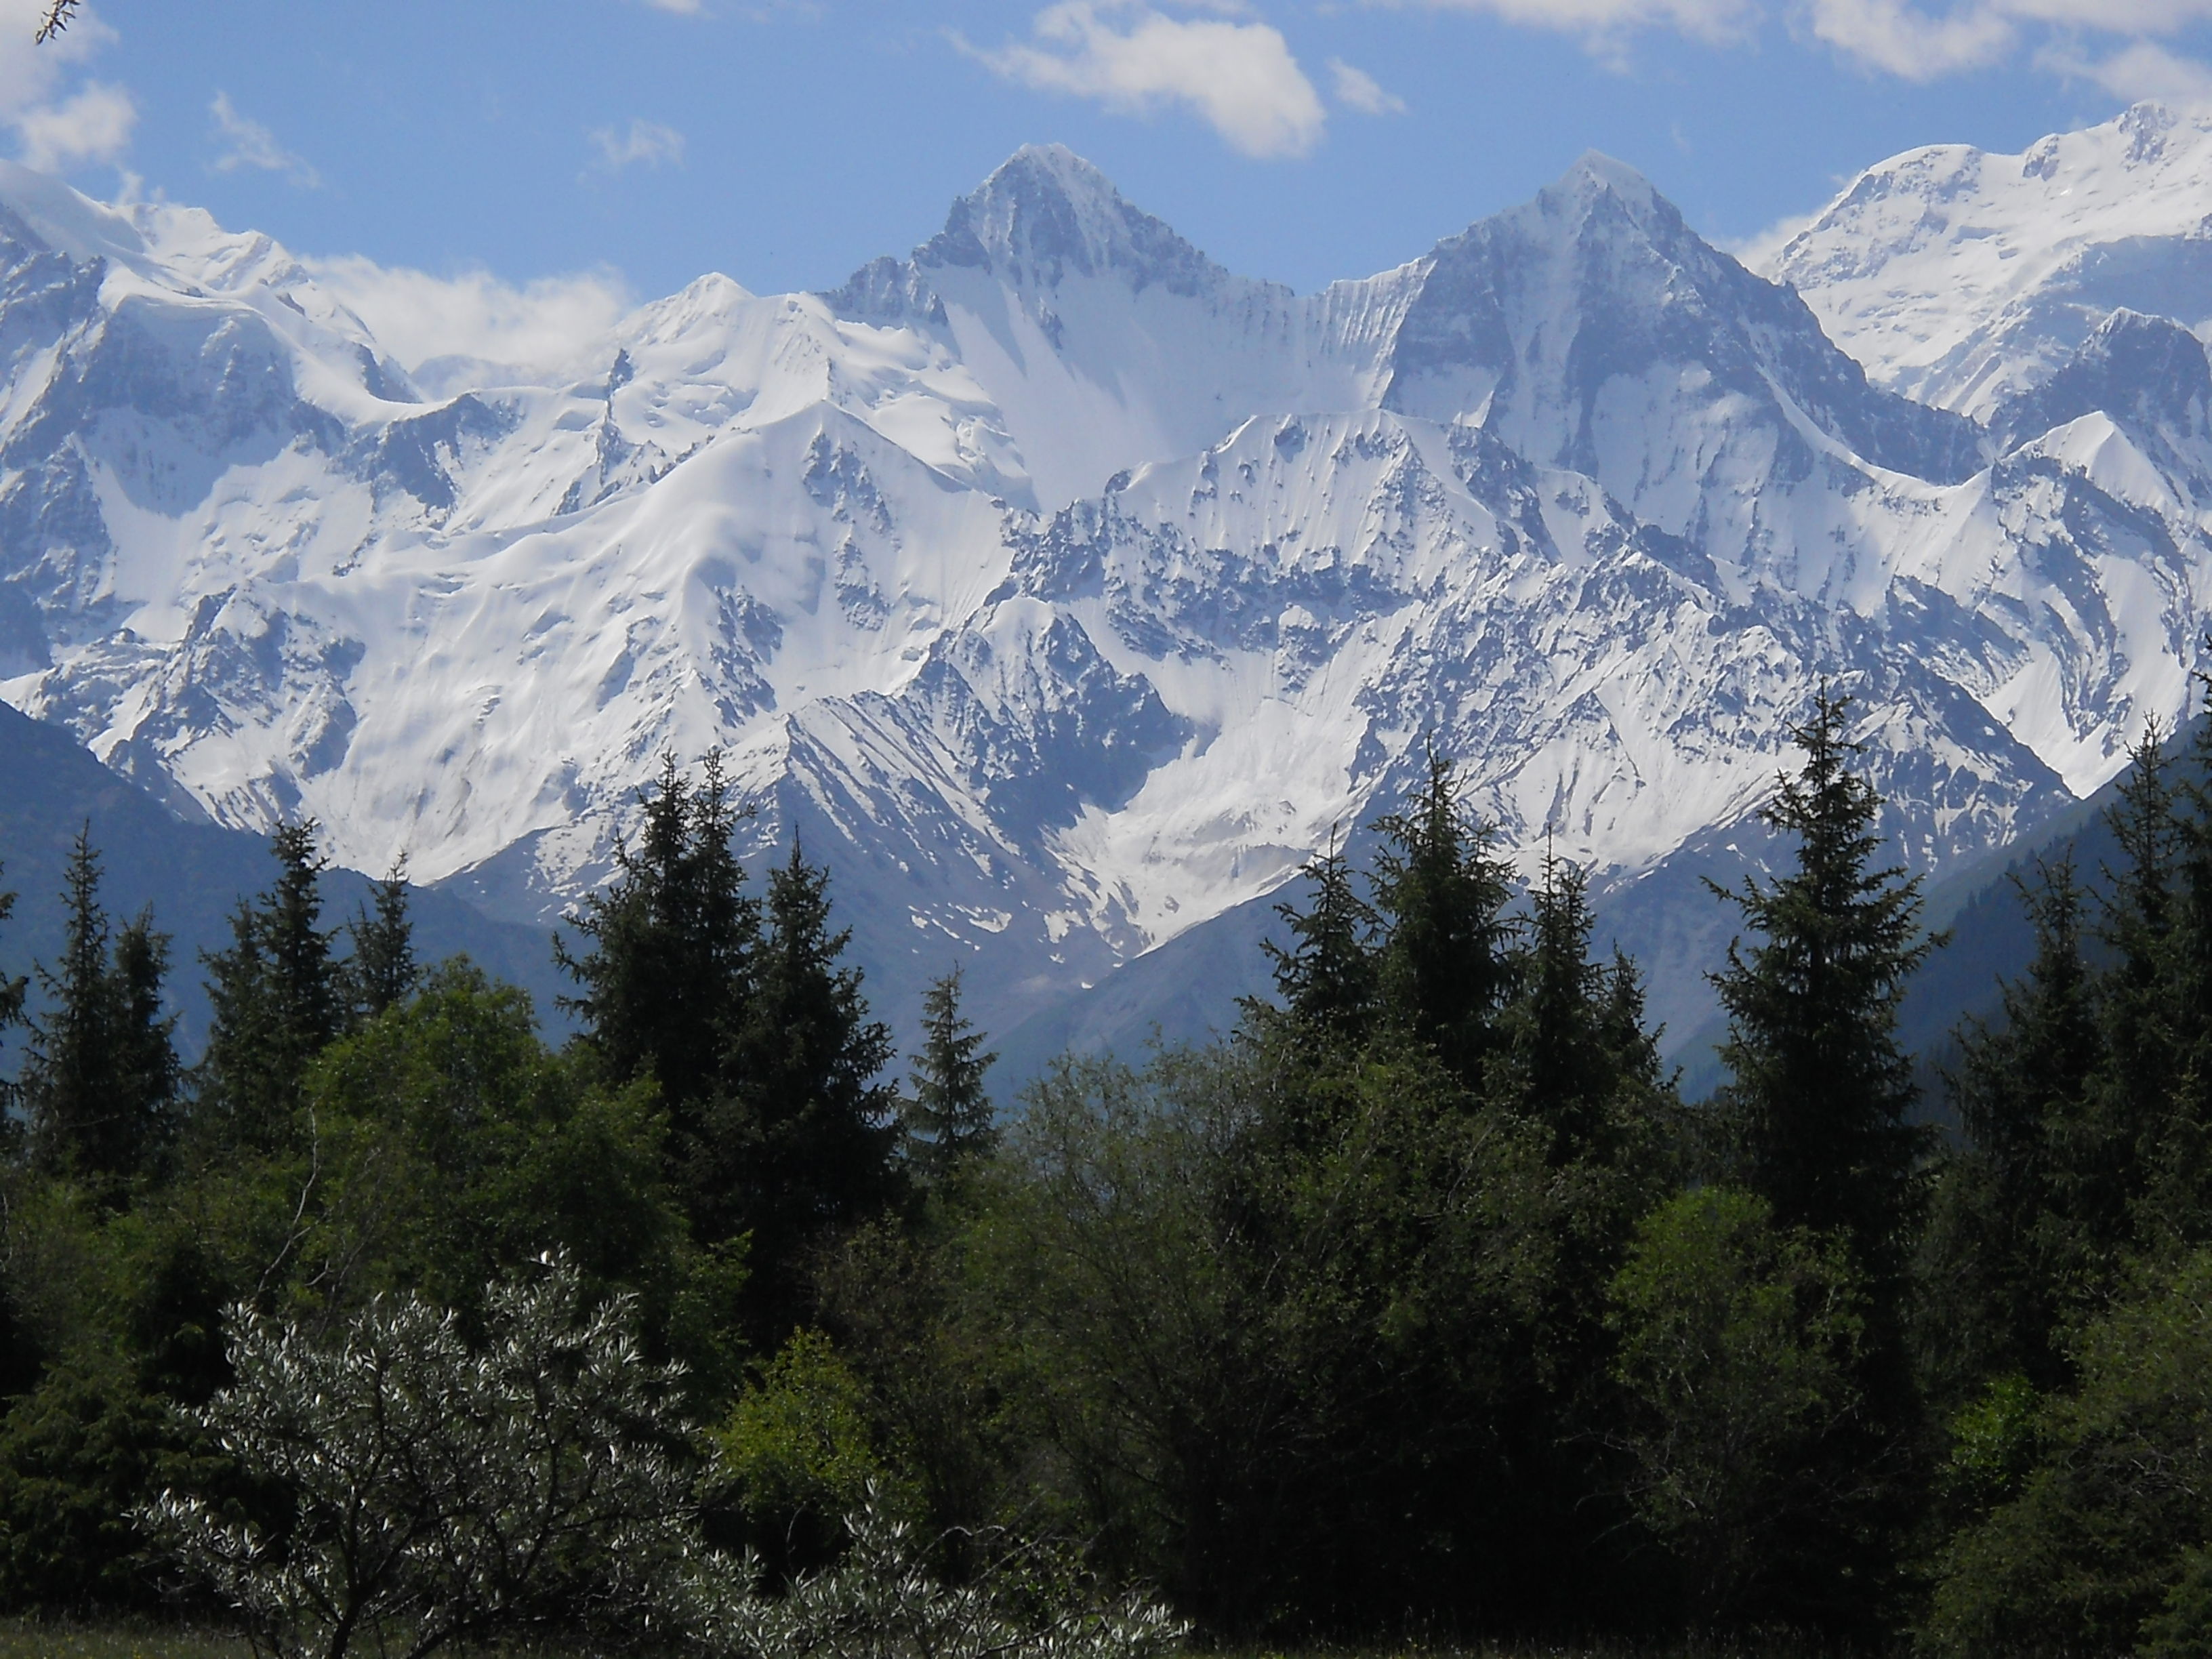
[1,118,2209,1040]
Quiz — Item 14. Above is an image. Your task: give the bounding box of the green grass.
[0,1620,251,1659]
[0,1624,629,1659]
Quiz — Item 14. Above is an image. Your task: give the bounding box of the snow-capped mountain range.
[5,106,2212,1046]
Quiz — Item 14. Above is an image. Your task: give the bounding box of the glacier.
[3,110,2212,1048]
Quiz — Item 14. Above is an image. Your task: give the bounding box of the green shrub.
[1926,1250,2212,1656]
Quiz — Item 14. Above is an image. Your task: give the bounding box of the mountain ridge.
[1,113,2209,1049]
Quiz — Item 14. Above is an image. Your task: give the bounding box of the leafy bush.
[704,1492,1185,1659]
[1605,1186,1871,1625]
[716,1331,905,1577]
[1926,1249,2212,1656]
[142,1256,713,1659]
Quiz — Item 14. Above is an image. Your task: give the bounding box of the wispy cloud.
[209,91,321,186]
[1393,0,2212,96]
[1329,58,1408,114]
[585,117,687,176]
[961,2,1328,159]
[0,0,133,172]
[2038,35,2212,102]
[302,255,637,386]
[17,79,131,169]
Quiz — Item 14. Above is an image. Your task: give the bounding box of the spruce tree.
[20,830,176,1191]
[2092,726,2180,1223]
[1704,690,1938,1626]
[197,822,343,1154]
[0,863,22,1053]
[2144,702,2212,1246]
[23,827,111,1177]
[344,859,417,1023]
[712,838,899,1336]
[110,909,180,1164]
[1938,858,2099,1391]
[1500,848,1618,1155]
[1709,689,1938,1286]
[905,964,997,1189]
[1260,830,1378,1045]
[1368,748,1517,1084]
[558,752,756,1134]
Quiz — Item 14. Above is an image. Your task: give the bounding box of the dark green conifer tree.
[2088,726,2180,1247]
[1932,859,2098,1395]
[904,964,997,1189]
[0,864,24,1120]
[196,821,342,1154]
[558,752,756,1135]
[344,859,417,1023]
[1259,830,1378,1046]
[20,830,177,1191]
[1702,690,1939,1631]
[1709,689,1938,1284]
[712,838,899,1336]
[1368,748,1517,1084]
[2142,703,2212,1246]
[1499,847,1623,1155]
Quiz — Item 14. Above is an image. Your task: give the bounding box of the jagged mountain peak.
[1992,306,2212,452]
[1551,148,1666,218]
[918,142,1237,299]
[1767,100,2212,415]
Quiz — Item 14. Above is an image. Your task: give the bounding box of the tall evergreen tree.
[0,863,24,1122]
[20,830,178,1191]
[197,822,343,1154]
[1259,830,1378,1046]
[1933,858,2100,1393]
[1698,691,1939,1629]
[1367,747,1517,1084]
[1498,847,1624,1156]
[905,964,997,1189]
[2143,701,2212,1246]
[558,752,756,1136]
[712,838,899,1335]
[344,859,417,1023]
[22,827,109,1175]
[2091,726,2181,1227]
[1709,689,1938,1285]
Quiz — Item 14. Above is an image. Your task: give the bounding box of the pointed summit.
[826,144,1246,321]
[1557,150,1662,209]
[916,143,1231,298]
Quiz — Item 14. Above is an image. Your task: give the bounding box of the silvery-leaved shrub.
[701,1488,1189,1659]
[140,1255,718,1659]
[141,1255,1185,1659]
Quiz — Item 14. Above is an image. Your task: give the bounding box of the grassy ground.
[0,1622,251,1658]
[0,1624,634,1659]
[0,1628,1867,1659]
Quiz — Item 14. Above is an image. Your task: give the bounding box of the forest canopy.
[6,693,2212,1654]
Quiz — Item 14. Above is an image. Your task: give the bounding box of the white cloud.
[1396,0,2212,87]
[209,91,320,186]
[0,0,133,173]
[300,255,636,383]
[964,2,1328,159]
[2038,36,2212,104]
[1330,57,1408,114]
[16,77,129,169]
[634,0,703,10]
[1397,0,1759,49]
[586,117,687,175]
[1805,0,2014,77]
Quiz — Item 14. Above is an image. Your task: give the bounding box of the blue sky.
[5,1,2207,360]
